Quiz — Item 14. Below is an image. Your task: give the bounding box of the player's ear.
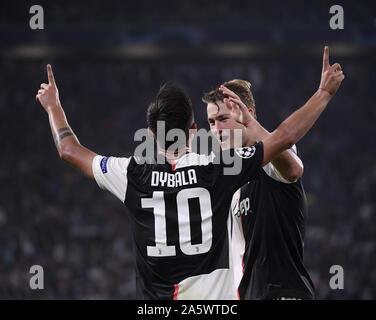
[190,122,197,135]
[189,122,197,136]
[188,122,197,144]
[248,108,255,118]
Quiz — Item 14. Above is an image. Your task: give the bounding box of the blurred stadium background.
[0,0,375,299]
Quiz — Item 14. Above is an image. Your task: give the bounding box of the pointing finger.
[322,46,330,72]
[47,64,56,86]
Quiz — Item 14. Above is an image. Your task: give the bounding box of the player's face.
[207,101,247,150]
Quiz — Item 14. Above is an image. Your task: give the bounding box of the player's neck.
[158,146,190,160]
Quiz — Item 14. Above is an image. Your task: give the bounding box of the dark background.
[0,0,375,299]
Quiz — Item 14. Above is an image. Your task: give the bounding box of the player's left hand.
[219,85,253,127]
[36,64,61,112]
[319,46,345,97]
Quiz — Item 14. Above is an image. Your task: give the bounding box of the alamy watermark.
[133,121,252,175]
[29,265,44,290]
[329,265,344,290]
[29,5,44,30]
[329,5,344,30]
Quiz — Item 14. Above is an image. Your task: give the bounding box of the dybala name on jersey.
[151,169,197,188]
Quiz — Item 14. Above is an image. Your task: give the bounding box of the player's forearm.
[270,151,303,182]
[246,121,303,181]
[37,64,97,179]
[47,104,79,158]
[261,89,332,166]
[275,89,331,147]
[47,104,96,178]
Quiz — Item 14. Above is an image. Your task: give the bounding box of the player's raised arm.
[36,64,97,179]
[228,46,344,166]
[220,86,303,182]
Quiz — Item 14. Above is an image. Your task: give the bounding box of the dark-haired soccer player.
[35,46,343,299]
[203,47,341,300]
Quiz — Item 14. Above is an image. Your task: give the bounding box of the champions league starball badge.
[235,146,256,159]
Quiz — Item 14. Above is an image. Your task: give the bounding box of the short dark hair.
[202,79,256,118]
[147,84,194,149]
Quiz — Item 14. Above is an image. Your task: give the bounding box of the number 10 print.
[142,187,213,257]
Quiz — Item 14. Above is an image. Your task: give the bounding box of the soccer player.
[35,46,343,299]
[203,47,340,300]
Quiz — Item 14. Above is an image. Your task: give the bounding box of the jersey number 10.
[141,187,213,257]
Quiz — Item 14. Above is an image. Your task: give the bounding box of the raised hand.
[219,85,253,126]
[319,46,345,96]
[36,64,61,112]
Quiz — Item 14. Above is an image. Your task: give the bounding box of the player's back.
[126,152,235,299]
[92,143,264,299]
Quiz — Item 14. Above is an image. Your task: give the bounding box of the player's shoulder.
[93,154,132,174]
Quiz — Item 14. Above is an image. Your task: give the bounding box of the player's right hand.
[36,64,61,112]
[219,85,253,127]
[319,46,345,97]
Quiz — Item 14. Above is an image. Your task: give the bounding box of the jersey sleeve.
[232,141,264,187]
[92,155,131,202]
